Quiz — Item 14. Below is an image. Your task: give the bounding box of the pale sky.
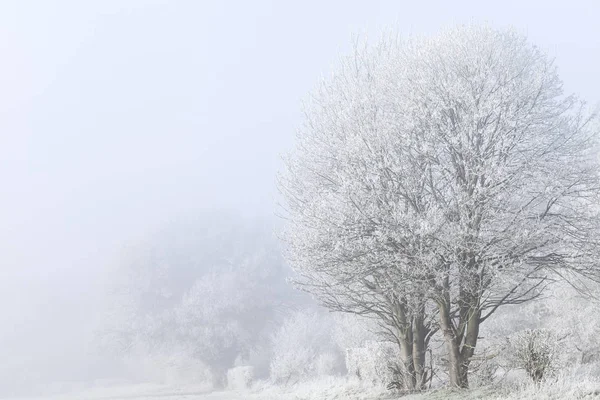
[0,0,599,388]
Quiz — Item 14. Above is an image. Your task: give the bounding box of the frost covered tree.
[97,213,300,384]
[280,25,600,388]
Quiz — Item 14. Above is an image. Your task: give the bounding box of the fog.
[1,0,599,398]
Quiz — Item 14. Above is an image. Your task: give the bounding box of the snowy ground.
[1,380,390,400]
[5,376,600,400]
[0,385,383,400]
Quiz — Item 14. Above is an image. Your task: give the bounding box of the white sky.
[0,0,598,386]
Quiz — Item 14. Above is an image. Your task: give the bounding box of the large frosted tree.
[280,25,600,388]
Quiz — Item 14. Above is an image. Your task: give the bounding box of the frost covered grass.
[397,375,600,399]
[251,376,394,400]
[257,375,600,399]
[5,374,600,400]
[492,374,600,400]
[250,375,600,400]
[1,382,214,400]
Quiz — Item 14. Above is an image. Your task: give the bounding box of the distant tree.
[280,25,600,388]
[97,213,300,384]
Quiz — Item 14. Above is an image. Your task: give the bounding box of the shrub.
[345,341,403,388]
[269,310,343,384]
[226,366,254,390]
[507,329,559,383]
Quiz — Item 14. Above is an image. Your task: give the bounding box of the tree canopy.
[280,25,600,388]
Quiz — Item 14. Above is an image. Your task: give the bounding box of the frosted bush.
[315,352,341,376]
[507,329,559,383]
[270,343,315,383]
[345,341,402,387]
[163,354,213,386]
[226,366,254,390]
[122,341,214,386]
[470,358,501,387]
[269,310,343,383]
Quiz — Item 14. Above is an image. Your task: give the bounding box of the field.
[7,376,600,400]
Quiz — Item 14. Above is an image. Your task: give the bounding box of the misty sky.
[0,0,599,385]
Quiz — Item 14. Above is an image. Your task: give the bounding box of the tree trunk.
[392,300,416,390]
[390,297,430,391]
[412,308,427,390]
[442,328,466,387]
[438,298,481,388]
[439,299,466,388]
[459,306,480,388]
[399,333,416,390]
